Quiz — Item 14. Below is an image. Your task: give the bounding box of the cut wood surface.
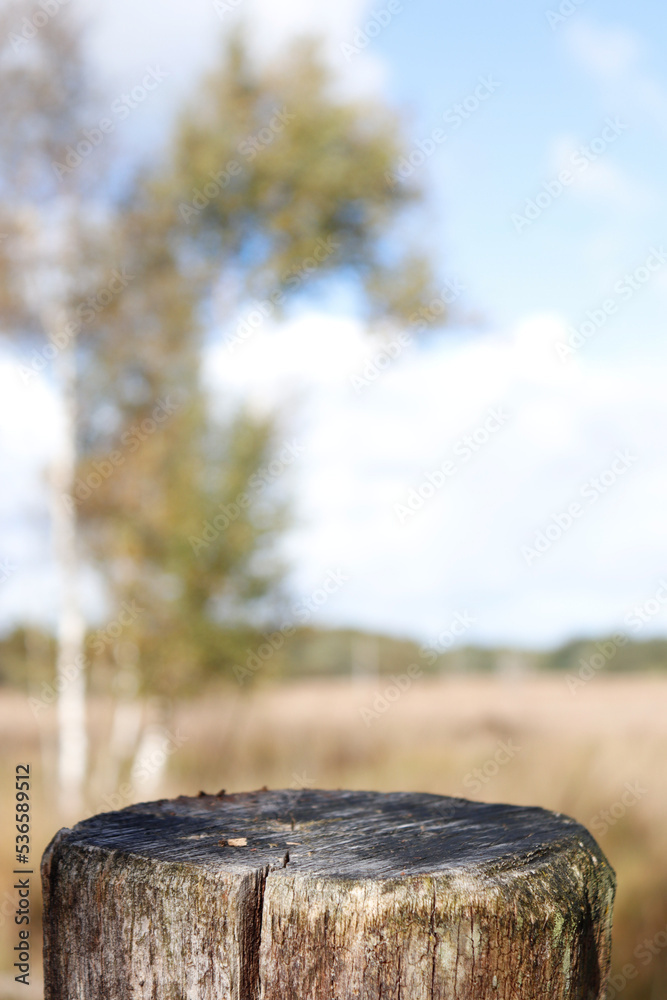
[42,788,615,999]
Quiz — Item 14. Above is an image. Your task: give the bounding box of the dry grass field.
[1,673,665,999]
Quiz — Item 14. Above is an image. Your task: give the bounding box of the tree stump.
[42,789,615,999]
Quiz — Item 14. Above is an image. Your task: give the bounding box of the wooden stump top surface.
[43,789,616,1000]
[56,787,607,884]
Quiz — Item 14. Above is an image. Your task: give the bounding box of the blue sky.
[2,0,667,649]
[374,0,667,355]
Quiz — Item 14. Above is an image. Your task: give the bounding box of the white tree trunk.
[49,321,87,817]
[130,720,170,801]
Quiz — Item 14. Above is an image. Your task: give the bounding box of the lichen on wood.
[42,788,615,999]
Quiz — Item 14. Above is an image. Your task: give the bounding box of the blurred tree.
[75,202,289,693]
[163,33,435,322]
[0,2,105,815]
[75,31,443,693]
[1,17,446,766]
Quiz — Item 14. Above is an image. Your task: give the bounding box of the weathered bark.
[42,789,615,999]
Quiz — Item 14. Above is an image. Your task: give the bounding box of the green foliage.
[0,627,55,688]
[2,626,667,696]
[0,5,98,333]
[0,25,444,695]
[74,205,289,693]
[73,31,443,692]
[162,32,436,322]
[0,3,93,201]
[543,637,667,674]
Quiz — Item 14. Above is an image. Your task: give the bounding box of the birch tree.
[75,33,442,693]
[0,4,102,815]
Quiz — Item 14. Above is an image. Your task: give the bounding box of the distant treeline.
[1,625,665,693]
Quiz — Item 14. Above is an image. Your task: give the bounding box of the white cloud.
[565,21,642,79]
[4,6,666,649]
[205,310,667,646]
[547,133,653,212]
[565,19,667,135]
[75,0,385,161]
[3,311,667,647]
[0,353,62,631]
[79,0,377,81]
